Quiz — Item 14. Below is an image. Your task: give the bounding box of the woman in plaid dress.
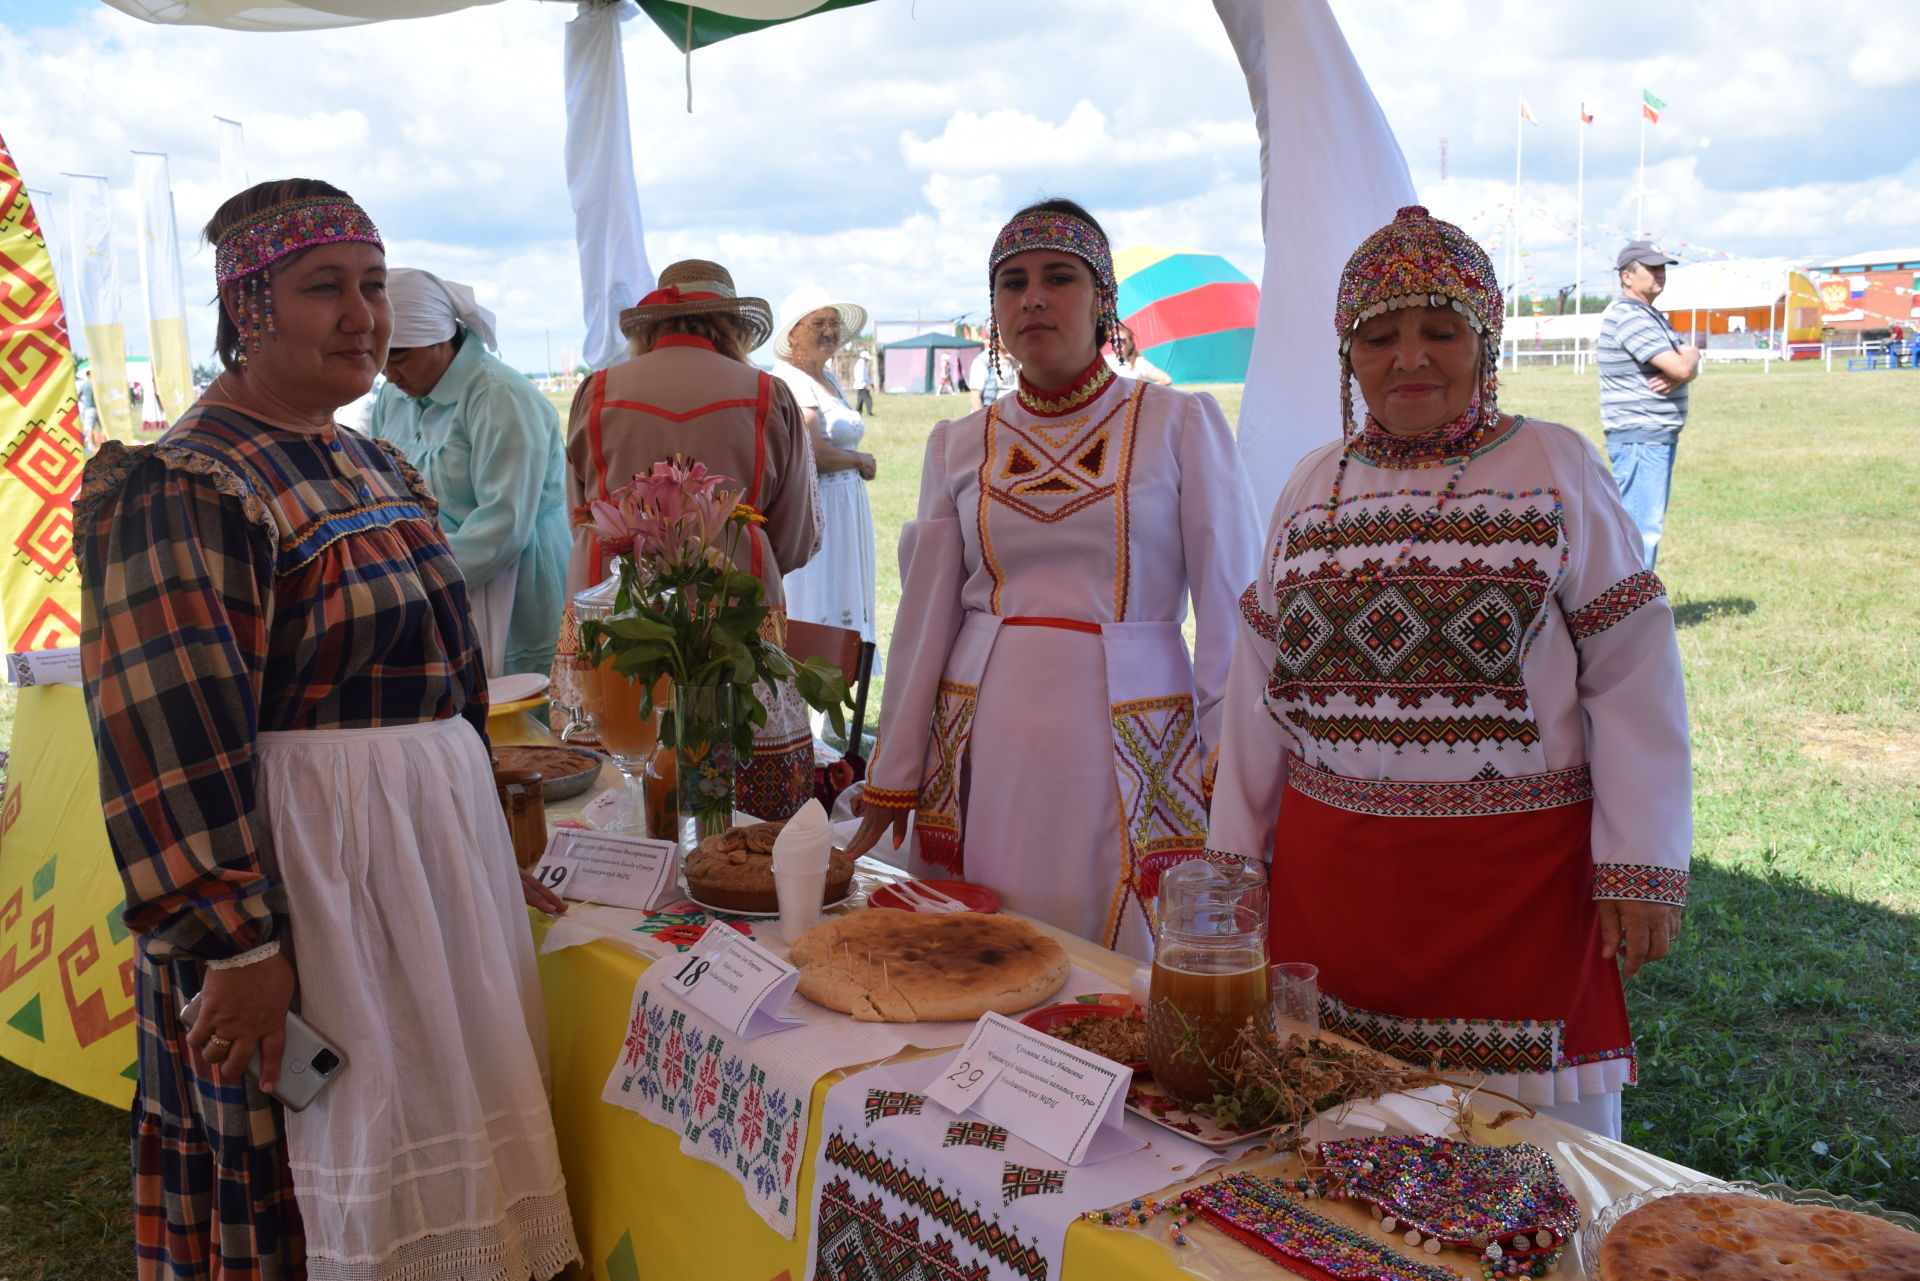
[78,180,579,1281]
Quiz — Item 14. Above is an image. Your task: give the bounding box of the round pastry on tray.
[489,744,605,801]
[682,820,854,914]
[788,909,1068,1023]
[1594,1188,1920,1280]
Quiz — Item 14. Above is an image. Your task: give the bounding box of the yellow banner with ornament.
[0,685,137,1108]
[0,131,84,654]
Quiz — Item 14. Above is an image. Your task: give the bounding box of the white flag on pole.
[64,172,136,441]
[216,116,248,194]
[133,151,194,425]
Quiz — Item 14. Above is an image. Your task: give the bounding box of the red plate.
[1020,997,1148,1071]
[867,879,1001,914]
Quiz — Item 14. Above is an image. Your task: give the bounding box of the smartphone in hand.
[180,993,348,1111]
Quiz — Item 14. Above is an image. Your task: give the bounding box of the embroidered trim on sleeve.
[1592,862,1689,905]
[860,785,920,811]
[1239,581,1279,642]
[1565,569,1666,641]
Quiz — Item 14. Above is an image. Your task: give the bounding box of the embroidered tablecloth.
[803,1055,1232,1281]
[601,954,1117,1237]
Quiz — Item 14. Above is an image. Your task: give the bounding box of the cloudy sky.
[4,0,1916,372]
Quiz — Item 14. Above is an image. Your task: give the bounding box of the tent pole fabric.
[565,0,654,372]
[1213,0,1416,517]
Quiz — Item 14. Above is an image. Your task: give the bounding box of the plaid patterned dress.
[78,403,487,1280]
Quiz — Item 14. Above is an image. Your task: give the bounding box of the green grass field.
[3,362,1915,1276]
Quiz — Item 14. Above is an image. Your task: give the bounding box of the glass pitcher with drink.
[1144,858,1269,1106]
[571,573,674,836]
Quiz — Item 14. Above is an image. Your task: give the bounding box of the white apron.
[255,717,579,1281]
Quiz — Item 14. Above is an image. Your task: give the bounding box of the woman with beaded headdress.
[1206,207,1691,1139]
[846,198,1260,958]
[76,179,579,1280]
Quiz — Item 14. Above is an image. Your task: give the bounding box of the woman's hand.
[844,799,911,856]
[1598,900,1682,980]
[520,868,569,916]
[186,949,295,1092]
[855,453,877,480]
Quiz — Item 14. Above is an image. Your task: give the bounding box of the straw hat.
[772,285,868,361]
[619,260,774,351]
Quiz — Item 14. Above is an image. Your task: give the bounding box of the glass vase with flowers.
[574,458,849,849]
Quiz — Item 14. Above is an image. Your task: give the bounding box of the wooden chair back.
[780,617,876,760]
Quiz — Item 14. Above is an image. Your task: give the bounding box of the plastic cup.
[1270,961,1320,1035]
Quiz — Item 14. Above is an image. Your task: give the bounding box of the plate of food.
[1579,1179,1920,1280]
[490,744,606,801]
[1022,994,1147,1070]
[867,879,1001,914]
[1124,1077,1280,1149]
[787,909,1068,1022]
[682,819,856,914]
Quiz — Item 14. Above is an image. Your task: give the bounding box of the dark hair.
[628,312,748,364]
[203,178,356,373]
[1010,197,1108,245]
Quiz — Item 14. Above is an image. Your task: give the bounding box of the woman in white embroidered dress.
[847,199,1260,958]
[1206,207,1691,1139]
[771,286,879,646]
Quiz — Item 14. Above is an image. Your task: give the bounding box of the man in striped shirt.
[1598,240,1701,569]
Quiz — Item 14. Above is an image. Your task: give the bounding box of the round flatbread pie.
[789,909,1069,1023]
[1598,1191,1920,1281]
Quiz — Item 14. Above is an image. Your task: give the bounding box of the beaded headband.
[213,196,383,285]
[986,209,1119,376]
[1336,205,1502,351]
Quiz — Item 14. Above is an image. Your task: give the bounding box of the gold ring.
[205,1035,233,1055]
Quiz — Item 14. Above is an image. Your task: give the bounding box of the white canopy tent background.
[100,0,1414,498]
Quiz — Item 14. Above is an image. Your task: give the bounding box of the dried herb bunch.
[1196,1025,1531,1145]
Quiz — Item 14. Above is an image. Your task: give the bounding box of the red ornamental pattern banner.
[0,131,83,653]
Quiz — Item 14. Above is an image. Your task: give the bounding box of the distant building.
[1804,247,1920,331]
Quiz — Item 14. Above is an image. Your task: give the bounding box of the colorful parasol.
[1114,246,1260,383]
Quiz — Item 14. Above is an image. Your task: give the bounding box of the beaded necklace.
[1320,403,1517,584]
[1016,353,1114,417]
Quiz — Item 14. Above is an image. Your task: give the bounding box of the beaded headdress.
[1335,205,1502,436]
[986,208,1119,373]
[213,196,384,365]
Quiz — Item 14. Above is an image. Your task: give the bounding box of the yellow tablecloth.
[532,902,1710,1281]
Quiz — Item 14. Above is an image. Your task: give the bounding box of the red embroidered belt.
[1001,615,1102,634]
[1285,755,1594,819]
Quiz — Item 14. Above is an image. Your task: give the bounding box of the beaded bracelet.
[1181,1173,1461,1281]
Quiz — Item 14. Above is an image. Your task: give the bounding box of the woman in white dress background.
[772,286,879,646]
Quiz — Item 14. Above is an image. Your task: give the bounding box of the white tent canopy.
[1656,258,1797,314]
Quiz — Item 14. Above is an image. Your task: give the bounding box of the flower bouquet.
[575,458,850,844]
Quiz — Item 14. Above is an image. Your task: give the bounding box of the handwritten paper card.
[664,927,806,1038]
[925,1011,1144,1166]
[529,828,682,911]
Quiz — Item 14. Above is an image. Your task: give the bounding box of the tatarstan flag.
[1643,90,1666,124]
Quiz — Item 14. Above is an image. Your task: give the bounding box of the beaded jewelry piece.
[215,196,382,364]
[214,196,383,284]
[1279,1135,1578,1280]
[1079,1196,1205,1248]
[1182,1173,1461,1281]
[986,208,1120,376]
[1015,353,1115,417]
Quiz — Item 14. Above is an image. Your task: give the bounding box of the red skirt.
[1269,757,1632,1078]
